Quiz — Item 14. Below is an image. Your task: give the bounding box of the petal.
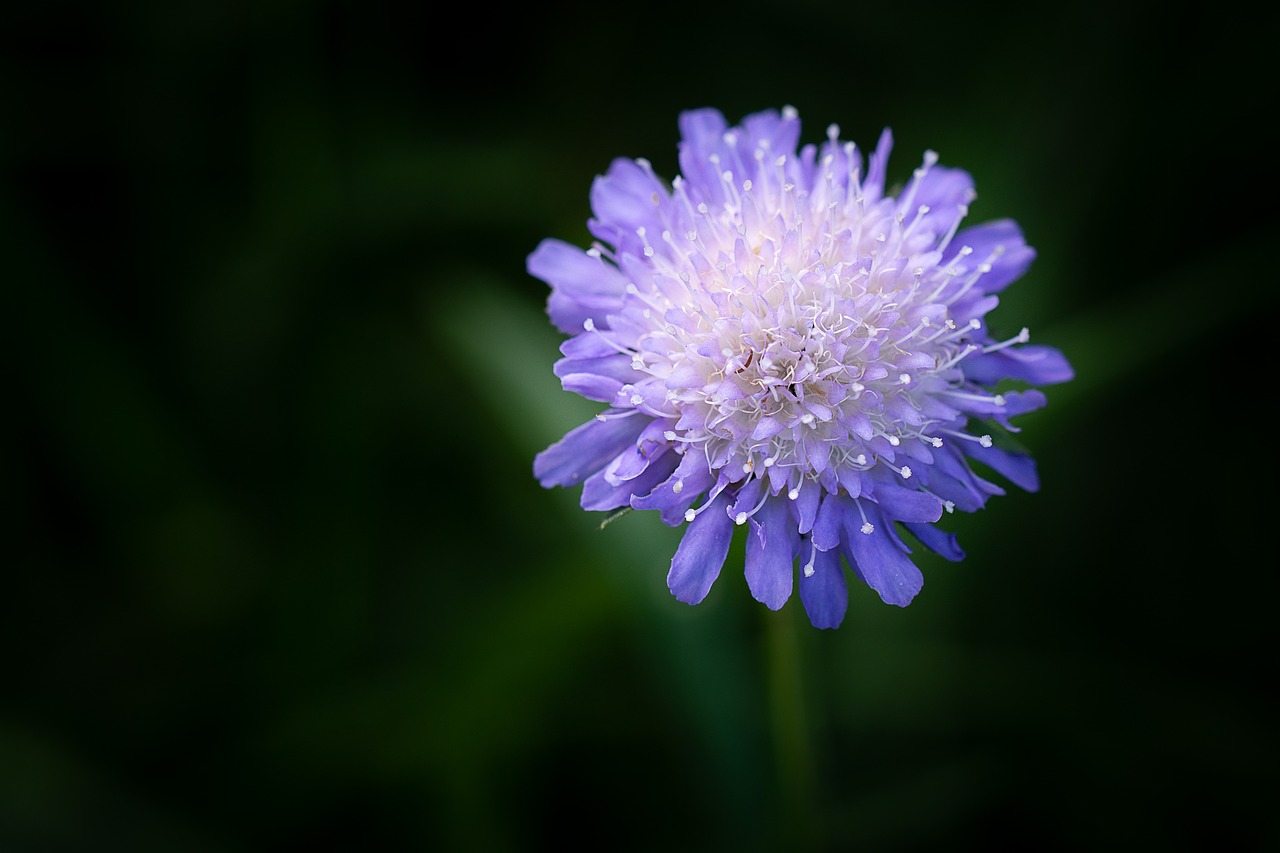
[527,239,627,335]
[863,128,895,201]
[799,546,847,629]
[533,413,648,488]
[588,158,670,254]
[964,443,1040,492]
[899,166,975,245]
[630,450,715,525]
[811,493,846,552]
[868,481,945,523]
[554,352,640,384]
[745,496,796,610]
[677,108,731,205]
[904,522,966,562]
[561,372,624,403]
[667,492,735,605]
[841,502,924,607]
[738,108,802,162]
[964,345,1074,386]
[581,449,679,512]
[947,219,1036,294]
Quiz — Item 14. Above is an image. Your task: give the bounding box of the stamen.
[943,429,994,447]
[581,317,638,358]
[982,327,1031,354]
[855,499,874,534]
[802,541,819,577]
[684,495,717,523]
[734,488,771,525]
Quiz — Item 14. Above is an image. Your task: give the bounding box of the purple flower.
[531,107,1072,628]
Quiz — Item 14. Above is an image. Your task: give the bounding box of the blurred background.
[3,1,1276,850]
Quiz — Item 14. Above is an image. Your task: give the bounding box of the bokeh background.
[4,1,1276,850]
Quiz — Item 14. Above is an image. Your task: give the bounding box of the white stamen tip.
[860,522,875,535]
[742,180,752,191]
[803,565,815,578]
[931,437,944,448]
[979,435,993,447]
[735,512,748,525]
[672,479,684,494]
[899,374,911,385]
[684,509,696,523]
[643,246,654,257]
[900,466,912,480]
[993,394,1007,407]
[663,430,677,441]
[583,318,595,331]
[788,489,799,500]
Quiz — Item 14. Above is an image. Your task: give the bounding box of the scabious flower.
[530,107,1072,628]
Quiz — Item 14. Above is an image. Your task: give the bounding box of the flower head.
[530,107,1072,628]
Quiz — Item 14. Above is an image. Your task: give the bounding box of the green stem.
[765,605,822,849]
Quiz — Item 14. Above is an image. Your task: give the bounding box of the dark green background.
[4,2,1275,850]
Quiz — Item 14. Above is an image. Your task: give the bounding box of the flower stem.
[765,605,822,849]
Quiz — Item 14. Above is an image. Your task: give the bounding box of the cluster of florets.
[531,107,1072,627]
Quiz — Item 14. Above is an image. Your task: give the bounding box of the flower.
[530,107,1072,628]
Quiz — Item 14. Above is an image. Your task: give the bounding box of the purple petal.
[554,351,640,384]
[581,450,679,511]
[799,546,848,629]
[790,484,821,535]
[903,522,966,562]
[964,345,1074,386]
[964,443,1040,492]
[527,239,627,334]
[630,451,714,525]
[677,108,731,205]
[911,166,975,238]
[667,492,735,605]
[738,108,802,162]
[841,502,924,607]
[947,219,1036,293]
[810,494,845,552]
[588,158,669,252]
[561,372,624,403]
[745,496,796,610]
[869,481,945,523]
[863,128,894,200]
[533,413,648,488]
